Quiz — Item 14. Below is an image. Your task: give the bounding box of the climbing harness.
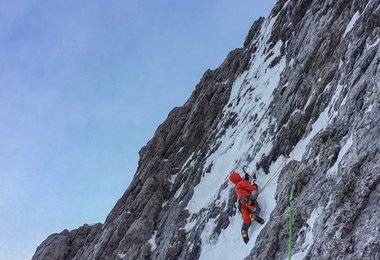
[238,194,257,208]
[243,165,257,181]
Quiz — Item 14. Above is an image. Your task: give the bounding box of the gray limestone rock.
[33,0,380,259]
[32,223,102,260]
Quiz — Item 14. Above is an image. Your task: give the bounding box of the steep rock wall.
[33,0,379,259]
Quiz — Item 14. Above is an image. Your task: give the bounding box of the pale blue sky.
[0,1,275,259]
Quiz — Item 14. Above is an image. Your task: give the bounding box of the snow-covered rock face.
[33,0,379,259]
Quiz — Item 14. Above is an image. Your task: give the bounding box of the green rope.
[288,161,300,260]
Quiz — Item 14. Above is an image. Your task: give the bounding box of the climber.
[229,171,264,244]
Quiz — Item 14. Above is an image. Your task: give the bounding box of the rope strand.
[272,208,289,219]
[260,158,288,192]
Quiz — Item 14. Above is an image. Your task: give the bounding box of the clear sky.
[0,0,276,259]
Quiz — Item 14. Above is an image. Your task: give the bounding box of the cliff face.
[33,0,380,259]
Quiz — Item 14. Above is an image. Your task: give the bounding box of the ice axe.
[243,165,257,183]
[243,166,259,197]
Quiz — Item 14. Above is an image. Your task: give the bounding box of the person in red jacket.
[229,171,263,243]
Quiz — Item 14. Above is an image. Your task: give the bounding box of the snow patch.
[168,175,177,184]
[366,104,373,113]
[117,253,127,259]
[185,218,197,232]
[325,196,333,209]
[200,218,217,244]
[293,108,329,160]
[174,183,184,199]
[366,38,380,50]
[329,83,346,119]
[291,207,323,260]
[182,152,195,171]
[289,58,295,67]
[169,152,195,184]
[281,0,290,11]
[293,83,346,160]
[327,135,353,176]
[148,231,158,252]
[339,59,343,69]
[186,154,232,214]
[343,11,360,37]
[198,215,263,260]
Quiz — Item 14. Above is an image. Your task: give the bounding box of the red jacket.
[229,172,257,199]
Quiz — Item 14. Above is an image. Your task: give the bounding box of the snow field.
[184,14,292,259]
